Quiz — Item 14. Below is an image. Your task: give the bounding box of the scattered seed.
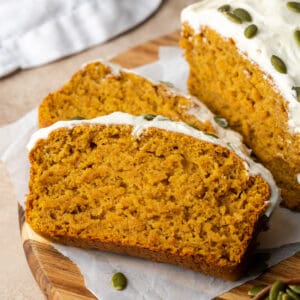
[214,116,228,128]
[111,272,127,291]
[248,285,268,297]
[289,285,300,295]
[271,55,287,74]
[244,24,258,38]
[143,114,156,121]
[292,87,300,102]
[159,80,174,88]
[204,132,219,139]
[269,280,285,300]
[218,4,231,12]
[286,2,300,12]
[233,8,252,22]
[286,288,300,300]
[224,11,243,24]
[70,116,85,120]
[294,30,300,46]
[187,123,199,130]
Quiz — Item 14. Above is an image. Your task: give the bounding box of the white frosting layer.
[181,0,300,134]
[27,112,279,216]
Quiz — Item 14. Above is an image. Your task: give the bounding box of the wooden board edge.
[19,204,96,300]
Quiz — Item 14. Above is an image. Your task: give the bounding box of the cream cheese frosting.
[27,111,279,216]
[181,0,300,134]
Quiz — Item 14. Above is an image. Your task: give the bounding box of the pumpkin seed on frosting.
[294,29,300,46]
[292,87,300,102]
[224,12,243,24]
[217,4,231,12]
[143,114,156,121]
[244,24,258,39]
[286,1,300,13]
[233,8,252,22]
[214,116,228,128]
[270,55,287,74]
[70,116,85,120]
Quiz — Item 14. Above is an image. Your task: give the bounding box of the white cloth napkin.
[0,0,161,78]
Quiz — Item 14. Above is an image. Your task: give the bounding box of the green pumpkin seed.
[271,55,287,74]
[218,4,231,12]
[287,2,300,12]
[282,293,293,300]
[159,80,174,88]
[278,291,285,300]
[286,288,300,300]
[70,116,85,120]
[248,285,267,297]
[204,132,219,139]
[270,280,285,300]
[214,116,228,128]
[143,114,156,121]
[111,272,127,291]
[292,87,300,102]
[289,285,300,295]
[244,24,258,38]
[294,30,300,46]
[233,8,252,22]
[224,12,243,24]
[187,123,199,130]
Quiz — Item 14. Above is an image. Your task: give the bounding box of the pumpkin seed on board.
[286,288,300,300]
[289,285,300,294]
[248,285,267,297]
[269,280,285,300]
[270,55,287,74]
[286,2,300,13]
[244,24,258,39]
[217,4,231,12]
[111,272,127,291]
[224,11,243,24]
[233,8,252,22]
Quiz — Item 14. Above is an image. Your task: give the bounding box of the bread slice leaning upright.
[26,112,279,281]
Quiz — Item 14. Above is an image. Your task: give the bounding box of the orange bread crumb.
[180,25,300,211]
[38,61,215,134]
[26,117,270,281]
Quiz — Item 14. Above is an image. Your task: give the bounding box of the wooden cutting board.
[19,31,300,300]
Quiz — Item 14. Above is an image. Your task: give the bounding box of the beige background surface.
[0,1,195,299]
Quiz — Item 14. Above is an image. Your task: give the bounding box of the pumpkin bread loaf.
[180,0,300,210]
[26,112,278,281]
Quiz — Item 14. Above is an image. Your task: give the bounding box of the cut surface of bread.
[26,113,272,281]
[180,7,300,210]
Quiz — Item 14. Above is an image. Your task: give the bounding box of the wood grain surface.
[20,31,300,300]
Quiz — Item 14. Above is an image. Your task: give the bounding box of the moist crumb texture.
[38,62,215,133]
[26,124,270,281]
[180,25,300,210]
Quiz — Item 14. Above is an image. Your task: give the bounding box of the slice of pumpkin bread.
[38,60,219,135]
[180,0,300,210]
[26,112,278,281]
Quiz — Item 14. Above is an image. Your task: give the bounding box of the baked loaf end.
[26,118,270,281]
[180,23,300,211]
[38,61,215,133]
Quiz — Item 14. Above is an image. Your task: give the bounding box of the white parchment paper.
[1,46,300,300]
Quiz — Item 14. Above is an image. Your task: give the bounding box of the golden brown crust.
[180,24,300,211]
